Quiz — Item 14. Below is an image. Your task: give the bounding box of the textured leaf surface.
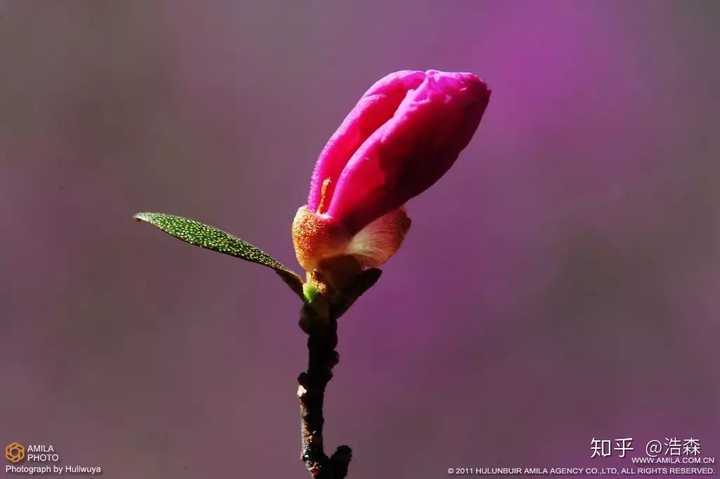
[134,212,304,298]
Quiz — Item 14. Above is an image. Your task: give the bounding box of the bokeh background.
[1,1,718,477]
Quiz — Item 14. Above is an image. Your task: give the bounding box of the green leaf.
[134,212,304,299]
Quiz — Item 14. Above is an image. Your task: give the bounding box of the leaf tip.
[133,212,152,223]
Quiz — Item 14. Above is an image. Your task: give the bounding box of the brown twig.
[297,305,351,478]
[296,268,382,478]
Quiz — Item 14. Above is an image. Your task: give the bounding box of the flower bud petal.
[308,70,426,213]
[346,207,411,268]
[295,70,490,281]
[328,70,490,232]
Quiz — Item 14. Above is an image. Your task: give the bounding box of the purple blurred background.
[1,1,718,477]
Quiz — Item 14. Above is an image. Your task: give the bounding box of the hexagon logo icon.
[5,442,25,463]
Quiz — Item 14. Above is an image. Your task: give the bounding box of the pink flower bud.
[293,69,490,279]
